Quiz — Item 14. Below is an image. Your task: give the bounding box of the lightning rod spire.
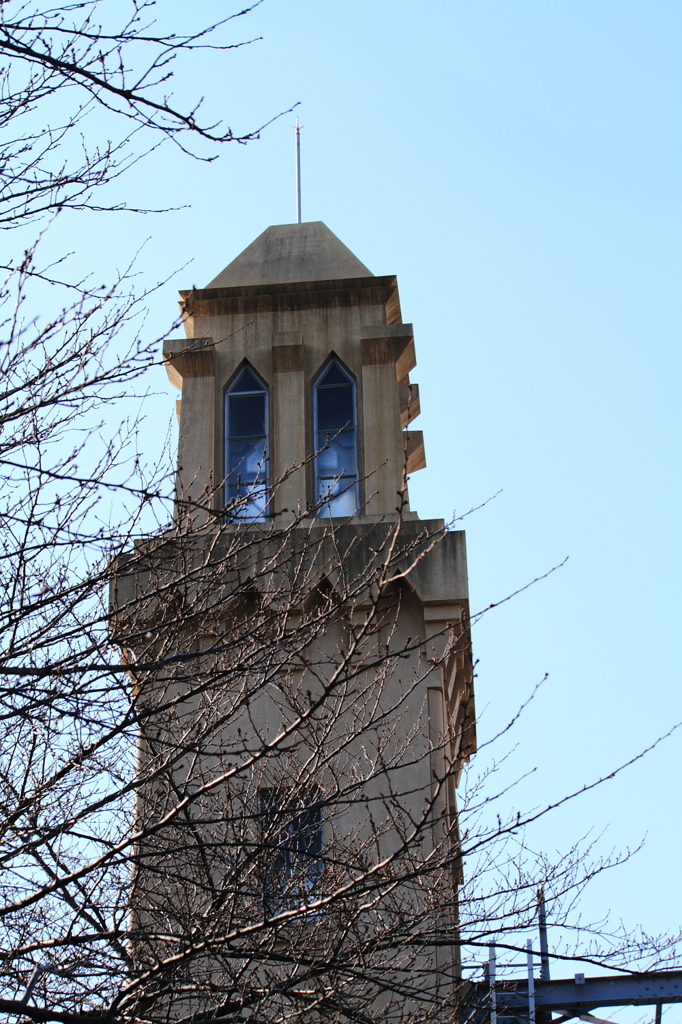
[294,116,302,224]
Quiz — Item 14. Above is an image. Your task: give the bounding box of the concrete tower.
[113,222,476,1022]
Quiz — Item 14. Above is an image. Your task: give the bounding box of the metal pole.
[19,964,47,1004]
[489,944,498,1024]
[295,116,302,224]
[538,888,551,981]
[655,1004,662,1024]
[527,940,536,1024]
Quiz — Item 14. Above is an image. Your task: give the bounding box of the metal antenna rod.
[538,887,551,982]
[527,939,536,1024]
[294,116,302,224]
[489,944,498,1024]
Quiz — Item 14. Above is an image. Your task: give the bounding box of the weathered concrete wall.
[116,518,474,1008]
[164,273,424,519]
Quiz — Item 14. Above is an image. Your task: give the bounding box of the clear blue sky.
[24,0,682,984]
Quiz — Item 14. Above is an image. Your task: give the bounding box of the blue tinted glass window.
[313,359,359,517]
[316,383,354,431]
[229,367,263,393]
[317,362,350,387]
[259,789,323,915]
[229,393,265,438]
[225,365,268,519]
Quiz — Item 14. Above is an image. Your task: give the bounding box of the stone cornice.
[178,275,402,322]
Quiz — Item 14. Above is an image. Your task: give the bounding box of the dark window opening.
[225,365,269,519]
[313,359,359,517]
[258,789,323,915]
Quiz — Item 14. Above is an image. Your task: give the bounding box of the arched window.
[313,359,359,517]
[224,365,269,519]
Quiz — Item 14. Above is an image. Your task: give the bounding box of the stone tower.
[112,221,476,1022]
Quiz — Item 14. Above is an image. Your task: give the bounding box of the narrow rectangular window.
[225,365,269,519]
[258,788,323,914]
[313,359,359,517]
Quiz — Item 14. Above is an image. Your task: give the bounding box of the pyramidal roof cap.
[205,222,374,289]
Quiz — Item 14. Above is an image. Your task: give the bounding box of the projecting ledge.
[163,337,215,389]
